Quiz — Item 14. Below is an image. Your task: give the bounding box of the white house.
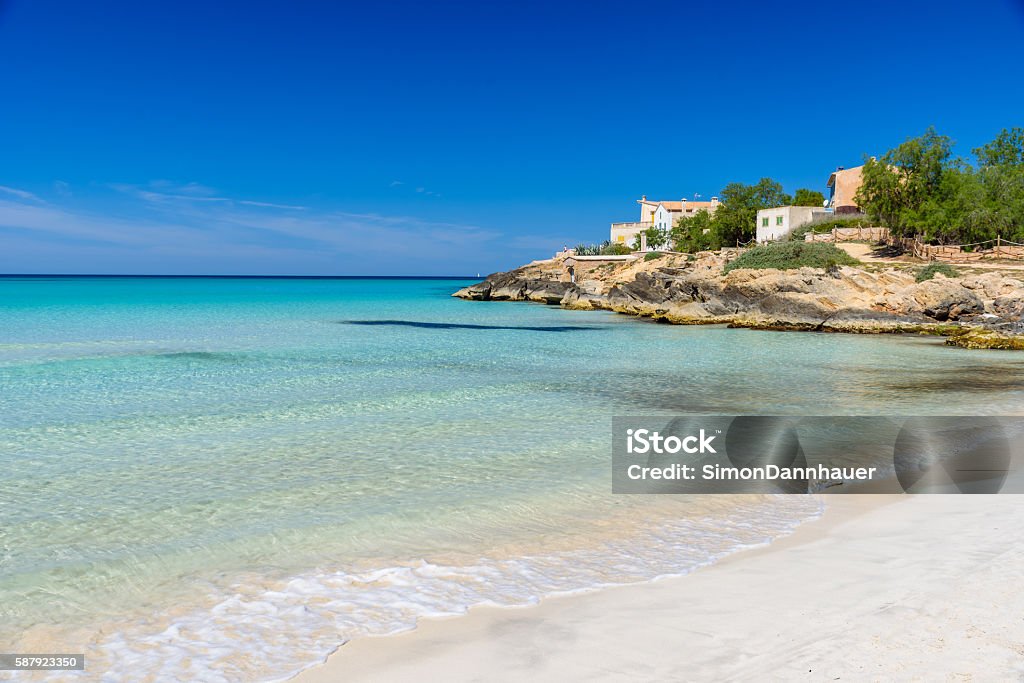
[610,196,720,248]
[652,198,720,232]
[755,205,831,242]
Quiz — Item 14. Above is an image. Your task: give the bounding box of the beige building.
[827,165,864,214]
[610,195,720,247]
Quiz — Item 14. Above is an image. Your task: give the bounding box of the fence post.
[997,234,1002,257]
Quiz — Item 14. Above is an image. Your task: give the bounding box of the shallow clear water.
[2,276,1023,681]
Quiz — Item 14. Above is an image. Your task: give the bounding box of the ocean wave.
[32,495,824,683]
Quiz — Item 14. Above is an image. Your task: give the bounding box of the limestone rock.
[452,253,1024,349]
[906,279,985,321]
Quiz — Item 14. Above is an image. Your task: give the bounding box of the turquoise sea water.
[3,276,1024,681]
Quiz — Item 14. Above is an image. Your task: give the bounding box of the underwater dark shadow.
[865,364,1024,393]
[341,320,606,332]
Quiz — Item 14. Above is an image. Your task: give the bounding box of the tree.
[971,129,1024,242]
[710,178,790,247]
[974,128,1024,168]
[856,156,904,232]
[670,209,714,252]
[856,127,954,238]
[792,188,825,207]
[855,126,1024,244]
[632,225,668,251]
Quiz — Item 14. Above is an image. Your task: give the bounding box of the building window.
[776,216,784,226]
[761,217,769,227]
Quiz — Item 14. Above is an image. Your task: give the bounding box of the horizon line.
[0,273,482,280]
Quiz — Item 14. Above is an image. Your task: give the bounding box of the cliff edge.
[454,252,1024,349]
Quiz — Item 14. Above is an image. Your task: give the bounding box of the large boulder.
[992,293,1024,320]
[453,275,573,305]
[452,269,530,301]
[960,273,1024,300]
[453,281,492,300]
[522,280,573,305]
[906,278,985,321]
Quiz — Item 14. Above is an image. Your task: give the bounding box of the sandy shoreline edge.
[291,492,1024,681]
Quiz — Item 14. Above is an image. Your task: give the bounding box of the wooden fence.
[734,226,1024,264]
[804,226,1024,263]
[889,236,1024,263]
[804,226,890,243]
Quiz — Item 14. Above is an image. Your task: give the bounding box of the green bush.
[916,263,959,282]
[573,243,602,256]
[573,241,633,256]
[643,251,663,261]
[600,242,633,255]
[723,242,860,274]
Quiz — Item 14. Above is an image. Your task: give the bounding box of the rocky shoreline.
[453,252,1024,350]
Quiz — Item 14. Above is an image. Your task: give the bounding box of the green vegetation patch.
[601,242,633,255]
[573,241,633,256]
[723,242,859,274]
[643,251,663,261]
[916,262,959,282]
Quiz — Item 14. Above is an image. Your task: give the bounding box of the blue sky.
[1,0,1023,275]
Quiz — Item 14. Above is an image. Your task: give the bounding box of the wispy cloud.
[0,199,224,248]
[391,180,439,197]
[0,180,513,274]
[148,180,218,196]
[237,199,307,210]
[110,181,308,210]
[0,185,42,202]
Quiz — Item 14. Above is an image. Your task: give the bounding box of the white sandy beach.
[293,494,1024,682]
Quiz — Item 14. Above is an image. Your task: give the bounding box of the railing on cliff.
[803,227,891,243]
[888,235,1024,263]
[801,226,1024,262]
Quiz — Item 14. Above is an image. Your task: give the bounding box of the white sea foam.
[42,495,823,683]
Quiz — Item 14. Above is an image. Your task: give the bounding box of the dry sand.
[291,494,1024,682]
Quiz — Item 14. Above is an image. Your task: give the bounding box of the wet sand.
[292,494,1024,681]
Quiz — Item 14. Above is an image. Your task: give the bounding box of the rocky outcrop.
[903,276,985,321]
[945,327,1024,350]
[455,271,572,305]
[453,253,1024,348]
[521,280,574,304]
